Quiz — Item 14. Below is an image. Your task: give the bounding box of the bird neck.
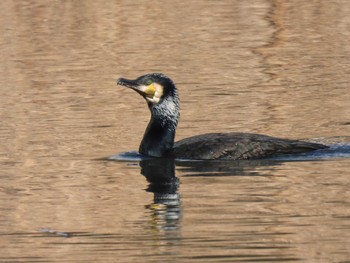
[139,97,179,157]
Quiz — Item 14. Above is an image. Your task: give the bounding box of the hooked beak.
[117,77,156,99]
[117,78,139,90]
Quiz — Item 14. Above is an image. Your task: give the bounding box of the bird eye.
[146,79,153,85]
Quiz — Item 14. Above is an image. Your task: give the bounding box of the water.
[1,0,350,262]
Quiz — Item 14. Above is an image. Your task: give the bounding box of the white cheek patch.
[146,97,160,103]
[152,83,163,103]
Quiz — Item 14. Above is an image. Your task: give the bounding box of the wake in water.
[272,143,350,161]
[107,151,148,162]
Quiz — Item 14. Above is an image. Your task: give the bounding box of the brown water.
[1,0,350,262]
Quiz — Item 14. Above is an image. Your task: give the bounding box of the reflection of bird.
[117,73,327,160]
[140,159,181,231]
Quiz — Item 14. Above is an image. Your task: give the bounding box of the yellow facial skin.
[144,83,156,98]
[141,83,163,104]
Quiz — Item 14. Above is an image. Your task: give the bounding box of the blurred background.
[1,1,350,262]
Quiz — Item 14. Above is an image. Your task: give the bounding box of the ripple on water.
[271,143,350,161]
[106,151,150,161]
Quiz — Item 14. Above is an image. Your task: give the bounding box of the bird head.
[117,73,177,106]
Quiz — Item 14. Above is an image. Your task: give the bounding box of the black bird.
[117,73,327,160]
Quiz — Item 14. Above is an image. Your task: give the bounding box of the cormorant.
[117,73,327,160]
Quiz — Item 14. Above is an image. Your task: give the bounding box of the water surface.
[1,0,350,262]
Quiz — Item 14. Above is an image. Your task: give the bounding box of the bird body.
[117,73,327,160]
[173,132,326,160]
